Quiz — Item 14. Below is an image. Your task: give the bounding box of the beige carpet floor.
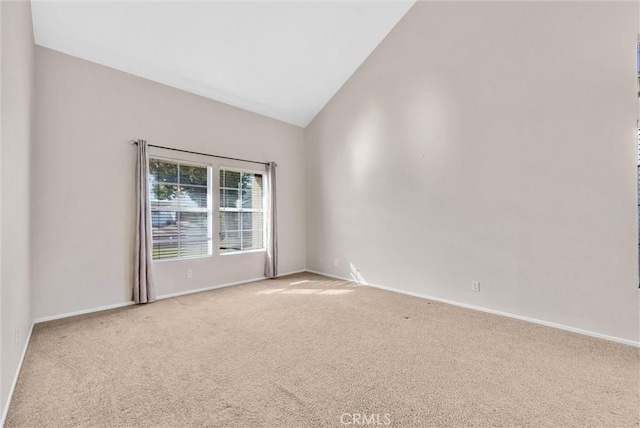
[5,273,639,427]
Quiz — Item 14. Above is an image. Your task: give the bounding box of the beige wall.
[306,1,640,342]
[32,47,306,320]
[1,0,34,413]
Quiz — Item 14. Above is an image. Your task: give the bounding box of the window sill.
[153,254,213,263]
[219,249,266,256]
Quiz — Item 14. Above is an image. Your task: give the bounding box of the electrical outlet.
[471,281,480,292]
[333,258,338,267]
[186,269,193,279]
[320,257,324,264]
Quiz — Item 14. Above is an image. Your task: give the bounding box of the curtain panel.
[264,161,278,278]
[134,139,157,303]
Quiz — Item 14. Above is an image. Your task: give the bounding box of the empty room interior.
[1,0,639,427]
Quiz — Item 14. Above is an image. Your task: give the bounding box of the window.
[219,169,264,253]
[149,158,212,260]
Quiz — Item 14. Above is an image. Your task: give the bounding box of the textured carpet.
[5,273,639,427]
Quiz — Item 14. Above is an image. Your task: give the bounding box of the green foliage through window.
[149,158,212,260]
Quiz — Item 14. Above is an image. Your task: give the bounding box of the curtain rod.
[130,140,271,166]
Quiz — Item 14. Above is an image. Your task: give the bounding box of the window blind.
[149,158,212,260]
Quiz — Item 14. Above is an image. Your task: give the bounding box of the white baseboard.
[306,269,355,282]
[156,276,267,300]
[33,269,308,324]
[279,269,308,277]
[156,269,307,300]
[305,269,640,348]
[1,321,34,428]
[33,301,136,324]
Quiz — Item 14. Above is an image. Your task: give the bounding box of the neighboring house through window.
[149,158,212,260]
[219,168,265,253]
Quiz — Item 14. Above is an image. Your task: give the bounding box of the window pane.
[220,230,241,252]
[153,240,180,260]
[241,173,262,189]
[180,186,207,208]
[241,173,253,190]
[152,212,178,240]
[241,212,263,230]
[220,189,240,209]
[242,174,263,209]
[219,211,239,232]
[242,190,262,209]
[223,170,241,189]
[149,158,212,260]
[150,159,178,183]
[151,184,179,208]
[218,169,265,253]
[180,239,210,258]
[242,230,264,250]
[180,164,207,186]
[178,212,208,239]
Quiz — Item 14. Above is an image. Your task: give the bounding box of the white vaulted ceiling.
[31,0,415,127]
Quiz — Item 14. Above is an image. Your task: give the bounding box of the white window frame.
[218,166,266,255]
[149,156,213,262]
